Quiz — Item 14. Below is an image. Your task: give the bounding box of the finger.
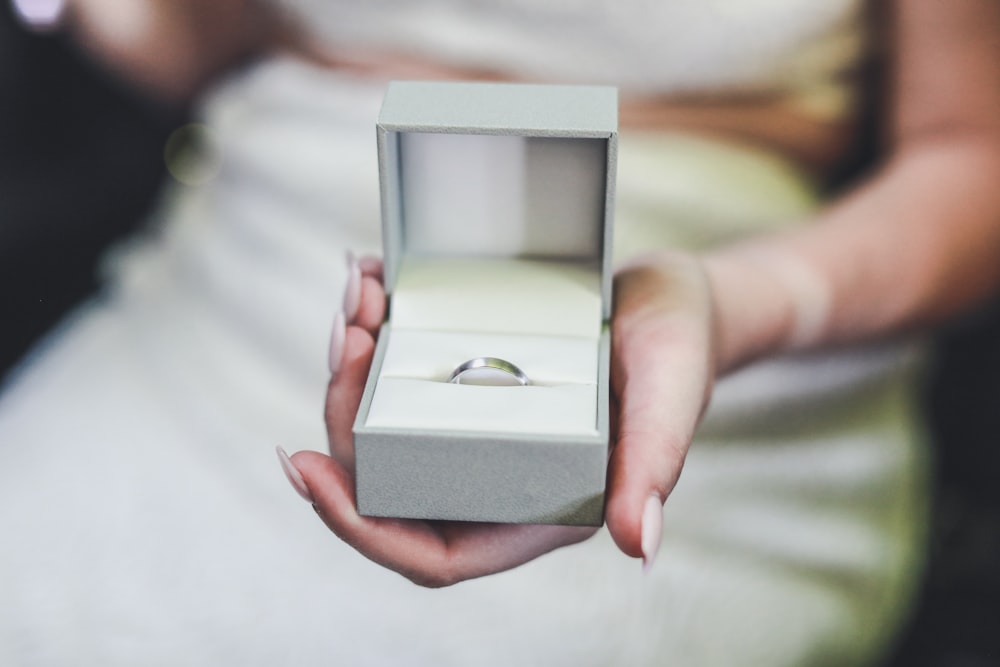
[291,450,595,587]
[345,254,385,328]
[325,325,376,468]
[289,450,446,583]
[343,252,363,323]
[353,275,386,334]
[604,257,714,565]
[358,255,384,281]
[440,522,596,585]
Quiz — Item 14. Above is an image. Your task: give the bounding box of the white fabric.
[0,2,925,664]
[279,0,866,113]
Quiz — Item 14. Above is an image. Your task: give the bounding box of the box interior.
[397,132,607,260]
[365,130,609,436]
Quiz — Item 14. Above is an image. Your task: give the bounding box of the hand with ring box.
[353,81,617,526]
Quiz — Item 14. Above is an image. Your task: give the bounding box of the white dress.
[0,2,926,665]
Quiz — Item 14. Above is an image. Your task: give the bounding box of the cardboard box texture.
[353,81,617,525]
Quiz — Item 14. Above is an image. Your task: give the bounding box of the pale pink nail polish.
[343,251,361,323]
[358,255,383,277]
[641,494,663,574]
[276,446,314,503]
[328,310,346,378]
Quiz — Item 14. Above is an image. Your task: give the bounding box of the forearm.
[65,0,296,103]
[705,135,1000,374]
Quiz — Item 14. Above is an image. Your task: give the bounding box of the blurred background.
[1,2,997,664]
[0,0,179,376]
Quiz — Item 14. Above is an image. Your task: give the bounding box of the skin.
[63,0,1000,584]
[294,0,1000,584]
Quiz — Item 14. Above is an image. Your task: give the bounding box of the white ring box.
[353,81,617,525]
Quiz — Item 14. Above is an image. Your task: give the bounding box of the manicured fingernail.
[343,251,361,323]
[328,310,346,377]
[358,255,382,277]
[641,494,663,574]
[276,446,314,503]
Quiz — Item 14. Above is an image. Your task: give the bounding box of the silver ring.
[448,357,531,386]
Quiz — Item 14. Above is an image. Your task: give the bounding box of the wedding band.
[448,357,531,386]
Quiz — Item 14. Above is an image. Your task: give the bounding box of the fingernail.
[343,251,361,323]
[328,310,346,378]
[358,255,382,277]
[276,446,314,503]
[641,494,663,574]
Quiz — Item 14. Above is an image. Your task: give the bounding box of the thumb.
[604,256,715,570]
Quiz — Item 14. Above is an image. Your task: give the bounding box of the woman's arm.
[62,0,302,103]
[606,0,1000,563]
[712,0,1000,369]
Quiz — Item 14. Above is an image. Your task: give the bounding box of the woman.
[3,0,999,664]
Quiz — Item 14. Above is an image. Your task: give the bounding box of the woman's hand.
[604,252,718,567]
[60,0,308,104]
[285,255,596,587]
[280,251,721,586]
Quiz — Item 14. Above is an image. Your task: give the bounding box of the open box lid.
[376,81,618,326]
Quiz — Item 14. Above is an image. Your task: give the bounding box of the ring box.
[353,81,617,525]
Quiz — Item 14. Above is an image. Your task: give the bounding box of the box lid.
[377,81,617,324]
